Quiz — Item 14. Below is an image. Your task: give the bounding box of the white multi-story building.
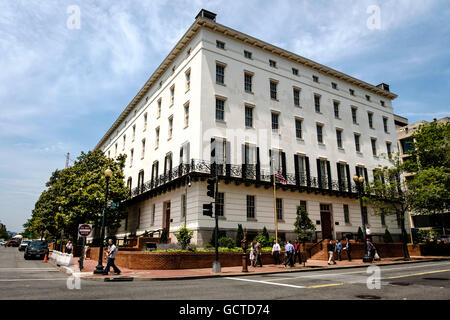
[95,10,407,245]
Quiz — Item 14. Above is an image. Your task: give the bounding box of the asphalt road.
[1,247,449,300]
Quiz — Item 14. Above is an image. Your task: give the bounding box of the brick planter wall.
[319,242,409,261]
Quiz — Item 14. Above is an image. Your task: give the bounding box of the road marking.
[0,278,68,282]
[306,282,347,289]
[226,277,305,289]
[0,268,57,270]
[386,269,450,279]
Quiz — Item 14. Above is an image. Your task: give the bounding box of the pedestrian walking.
[343,237,352,261]
[293,240,301,265]
[327,240,336,265]
[255,241,263,267]
[335,240,343,261]
[284,241,295,267]
[272,240,281,265]
[249,242,256,267]
[366,238,375,260]
[103,239,121,275]
[65,240,73,255]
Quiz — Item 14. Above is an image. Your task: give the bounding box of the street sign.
[107,201,120,209]
[78,224,92,237]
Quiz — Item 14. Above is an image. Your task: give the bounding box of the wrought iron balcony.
[129,159,359,199]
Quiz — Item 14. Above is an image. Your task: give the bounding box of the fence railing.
[129,159,358,199]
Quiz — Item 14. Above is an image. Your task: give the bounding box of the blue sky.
[0,0,449,232]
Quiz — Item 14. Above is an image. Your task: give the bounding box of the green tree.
[262,226,270,243]
[364,156,411,260]
[235,224,244,247]
[23,150,130,242]
[294,205,315,266]
[175,225,193,250]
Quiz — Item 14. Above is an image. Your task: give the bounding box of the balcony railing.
[129,159,358,199]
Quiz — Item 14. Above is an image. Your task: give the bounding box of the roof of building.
[95,9,398,150]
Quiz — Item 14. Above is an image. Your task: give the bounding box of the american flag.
[275,172,287,185]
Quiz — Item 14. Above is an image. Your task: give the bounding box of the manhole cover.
[390,282,410,286]
[423,278,449,281]
[355,295,381,300]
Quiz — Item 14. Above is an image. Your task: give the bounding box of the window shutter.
[327,161,332,190]
[226,141,231,176]
[256,147,261,181]
[337,163,342,191]
[242,144,246,179]
[305,156,311,187]
[364,168,369,187]
[210,138,216,175]
[281,152,287,178]
[178,147,183,176]
[294,154,300,186]
[269,149,273,183]
[346,164,351,192]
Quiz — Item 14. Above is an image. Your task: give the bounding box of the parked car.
[7,240,20,247]
[19,240,32,251]
[24,241,48,260]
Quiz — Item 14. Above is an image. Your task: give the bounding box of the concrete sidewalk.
[50,255,450,281]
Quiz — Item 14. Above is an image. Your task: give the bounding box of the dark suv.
[24,241,48,260]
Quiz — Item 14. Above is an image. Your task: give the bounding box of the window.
[271,112,279,132]
[164,152,172,175]
[362,206,368,225]
[143,113,147,131]
[296,155,306,182]
[141,139,146,159]
[380,100,385,107]
[114,143,118,157]
[332,82,338,89]
[333,101,340,118]
[401,137,415,154]
[270,81,277,100]
[349,88,355,96]
[151,204,155,226]
[299,200,307,212]
[317,124,323,144]
[244,73,252,92]
[132,125,136,141]
[336,129,343,148]
[247,195,255,219]
[157,98,161,118]
[216,63,225,84]
[383,117,389,133]
[216,192,224,216]
[152,160,159,181]
[216,40,225,49]
[368,112,374,128]
[122,135,126,151]
[338,163,347,189]
[184,103,189,128]
[314,94,321,113]
[269,59,277,68]
[155,127,160,149]
[185,69,191,91]
[293,88,300,106]
[245,105,253,127]
[351,107,358,124]
[319,160,328,188]
[244,50,252,59]
[386,142,392,158]
[181,194,186,219]
[312,75,319,83]
[212,138,227,165]
[344,204,350,224]
[181,142,190,164]
[371,138,377,156]
[127,177,132,193]
[354,134,361,152]
[292,68,298,76]
[138,170,144,190]
[366,95,371,102]
[295,118,303,139]
[130,148,134,167]
[168,116,173,140]
[215,98,225,121]
[170,85,175,105]
[276,198,283,220]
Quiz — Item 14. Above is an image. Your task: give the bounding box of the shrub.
[254,235,269,247]
[356,227,364,241]
[209,229,227,246]
[175,225,193,250]
[235,224,244,247]
[218,237,235,249]
[262,226,270,243]
[383,229,394,243]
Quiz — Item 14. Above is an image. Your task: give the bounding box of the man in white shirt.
[103,239,121,275]
[272,240,281,265]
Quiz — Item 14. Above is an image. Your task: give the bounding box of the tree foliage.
[293,205,316,242]
[235,224,244,247]
[23,150,130,242]
[175,225,193,250]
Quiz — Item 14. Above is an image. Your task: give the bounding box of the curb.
[76,257,450,282]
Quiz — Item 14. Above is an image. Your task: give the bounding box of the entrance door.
[320,204,332,239]
[163,201,171,231]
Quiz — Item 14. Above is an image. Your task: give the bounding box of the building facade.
[96,10,407,245]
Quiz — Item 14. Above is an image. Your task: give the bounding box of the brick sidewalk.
[56,255,449,281]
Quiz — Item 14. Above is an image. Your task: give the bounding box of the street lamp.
[94,168,113,274]
[353,175,372,263]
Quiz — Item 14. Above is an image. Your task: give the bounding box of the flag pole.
[273,171,278,242]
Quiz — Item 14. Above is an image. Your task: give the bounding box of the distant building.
[95,9,407,244]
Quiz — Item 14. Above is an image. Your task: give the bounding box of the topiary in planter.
[383,229,394,243]
[218,237,235,249]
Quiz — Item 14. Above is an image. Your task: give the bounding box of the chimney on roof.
[376,83,390,92]
[196,9,217,21]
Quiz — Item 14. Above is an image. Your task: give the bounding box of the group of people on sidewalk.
[248,239,304,268]
[326,237,380,265]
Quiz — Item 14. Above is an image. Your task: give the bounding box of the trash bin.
[145,242,157,251]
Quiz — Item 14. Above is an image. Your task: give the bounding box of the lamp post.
[353,175,372,263]
[94,168,113,274]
